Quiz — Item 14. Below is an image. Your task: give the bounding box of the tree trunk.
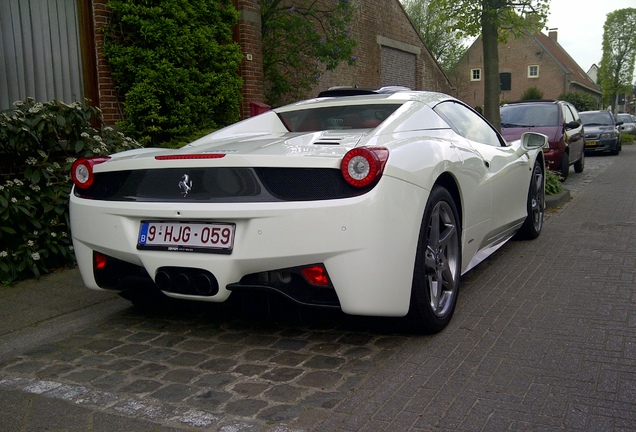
[481,0,501,131]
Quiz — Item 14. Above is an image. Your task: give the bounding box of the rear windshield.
[278,104,401,132]
[500,104,559,127]
[580,111,614,126]
[617,113,632,123]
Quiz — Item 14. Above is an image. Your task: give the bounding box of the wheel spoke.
[532,169,544,227]
[424,201,459,316]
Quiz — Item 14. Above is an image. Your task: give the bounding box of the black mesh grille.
[75,167,373,202]
[255,168,371,200]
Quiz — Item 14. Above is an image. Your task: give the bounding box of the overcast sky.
[545,0,635,80]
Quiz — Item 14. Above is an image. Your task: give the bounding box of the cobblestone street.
[1,149,635,431]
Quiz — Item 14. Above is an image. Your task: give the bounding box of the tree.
[599,8,636,112]
[401,0,467,72]
[520,86,543,100]
[260,0,357,106]
[429,0,549,129]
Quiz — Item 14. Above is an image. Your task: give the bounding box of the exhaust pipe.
[154,267,219,296]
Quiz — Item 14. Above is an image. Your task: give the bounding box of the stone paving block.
[262,367,303,382]
[150,383,200,403]
[120,379,163,394]
[200,357,238,372]
[2,152,636,431]
[263,383,304,402]
[225,398,269,416]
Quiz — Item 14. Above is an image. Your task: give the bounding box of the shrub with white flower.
[0,97,141,283]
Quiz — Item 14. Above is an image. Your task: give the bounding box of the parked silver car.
[616,113,635,136]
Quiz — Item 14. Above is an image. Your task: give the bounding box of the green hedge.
[0,99,141,284]
[103,0,243,146]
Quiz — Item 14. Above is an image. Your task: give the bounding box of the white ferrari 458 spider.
[70,87,547,333]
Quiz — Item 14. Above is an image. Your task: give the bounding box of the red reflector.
[94,252,107,270]
[301,265,330,286]
[155,154,226,160]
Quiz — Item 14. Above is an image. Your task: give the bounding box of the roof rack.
[317,86,411,98]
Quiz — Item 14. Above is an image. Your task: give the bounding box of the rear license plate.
[585,141,597,146]
[137,221,235,254]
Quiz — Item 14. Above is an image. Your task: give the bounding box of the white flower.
[0,186,4,191]
[25,196,30,201]
[37,150,46,158]
[81,132,90,139]
[11,197,17,203]
[31,252,40,261]
[66,157,76,163]
[51,232,57,237]
[61,232,68,237]
[6,180,14,187]
[0,251,7,258]
[33,231,39,235]
[28,240,34,247]
[30,185,40,192]
[14,179,23,186]
[26,157,37,165]
[69,246,74,251]
[53,162,61,169]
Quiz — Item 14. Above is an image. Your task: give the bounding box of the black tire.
[574,151,584,173]
[610,144,619,155]
[406,186,461,334]
[559,151,569,180]
[515,159,545,240]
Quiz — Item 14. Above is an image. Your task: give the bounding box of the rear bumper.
[70,176,428,317]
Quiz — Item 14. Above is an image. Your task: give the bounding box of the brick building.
[449,30,601,110]
[1,0,451,124]
[313,0,452,97]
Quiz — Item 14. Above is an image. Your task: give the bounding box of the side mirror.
[565,120,580,130]
[521,132,548,151]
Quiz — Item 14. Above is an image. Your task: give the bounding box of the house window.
[500,73,512,91]
[528,65,539,78]
[471,68,481,81]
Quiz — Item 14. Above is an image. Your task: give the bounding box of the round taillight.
[341,147,389,188]
[71,157,109,189]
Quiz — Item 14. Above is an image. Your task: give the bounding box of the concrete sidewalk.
[0,268,123,363]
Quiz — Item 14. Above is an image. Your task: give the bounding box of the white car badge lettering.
[178,174,192,197]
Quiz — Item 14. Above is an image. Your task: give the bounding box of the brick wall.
[88,0,450,125]
[91,0,122,125]
[235,0,265,118]
[89,0,265,124]
[316,0,452,95]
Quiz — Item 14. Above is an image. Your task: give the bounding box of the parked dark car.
[579,110,622,155]
[501,100,585,180]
